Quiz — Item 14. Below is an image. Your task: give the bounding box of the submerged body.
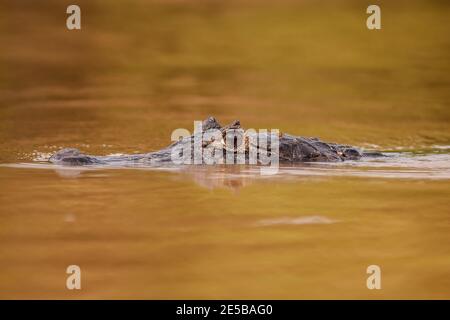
[49,117,379,166]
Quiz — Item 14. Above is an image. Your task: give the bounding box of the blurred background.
[0,0,449,160]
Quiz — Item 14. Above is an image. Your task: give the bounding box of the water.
[4,149,450,181]
[0,0,449,298]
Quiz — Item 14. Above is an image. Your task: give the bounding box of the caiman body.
[49,117,378,166]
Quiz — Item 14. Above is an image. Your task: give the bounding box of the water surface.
[0,0,449,299]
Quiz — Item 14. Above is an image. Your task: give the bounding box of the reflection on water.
[4,148,450,186]
[0,0,449,299]
[254,215,336,226]
[1,160,449,299]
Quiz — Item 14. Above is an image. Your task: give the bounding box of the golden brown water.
[0,0,449,299]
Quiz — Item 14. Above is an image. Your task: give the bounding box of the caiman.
[49,116,381,166]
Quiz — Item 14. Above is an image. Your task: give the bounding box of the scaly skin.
[49,116,377,166]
